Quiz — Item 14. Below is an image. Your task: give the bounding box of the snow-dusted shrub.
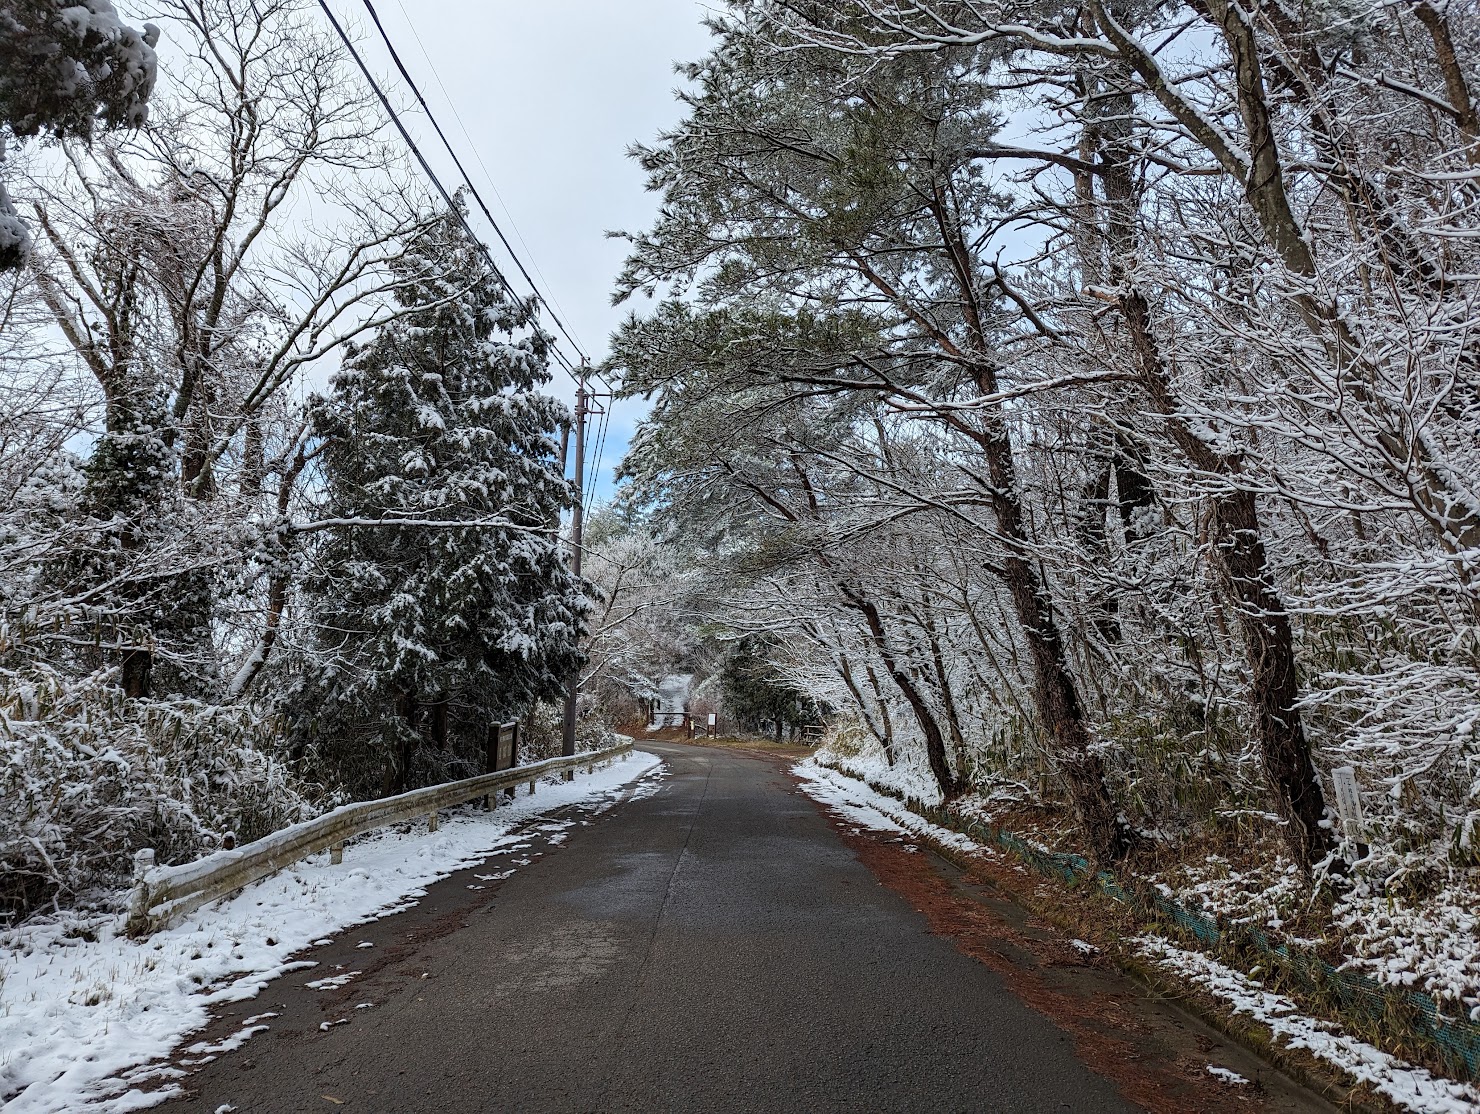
[1304,652,1480,867]
[0,662,313,923]
[1334,880,1480,1021]
[519,698,614,763]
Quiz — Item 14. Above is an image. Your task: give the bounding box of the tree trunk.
[1078,57,1336,872]
[1412,2,1480,159]
[964,380,1129,864]
[841,586,963,801]
[227,569,288,699]
[918,598,972,779]
[1214,489,1333,869]
[999,544,1128,864]
[1118,290,1335,870]
[923,187,1129,862]
[396,692,418,794]
[121,648,151,699]
[863,661,897,765]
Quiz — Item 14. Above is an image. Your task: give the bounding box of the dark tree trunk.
[240,414,265,500]
[999,544,1128,865]
[919,600,972,777]
[228,569,288,699]
[121,648,151,699]
[396,692,418,794]
[922,187,1129,862]
[842,587,963,801]
[1119,291,1334,871]
[965,383,1129,864]
[1214,489,1334,869]
[179,388,217,499]
[863,661,897,766]
[1078,64,1335,871]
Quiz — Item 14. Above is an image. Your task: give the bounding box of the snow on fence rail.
[125,739,634,936]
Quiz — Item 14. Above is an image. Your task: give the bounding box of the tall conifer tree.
[296,204,587,792]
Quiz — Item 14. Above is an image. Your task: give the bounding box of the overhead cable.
[357,0,618,391]
[389,0,583,348]
[314,0,580,376]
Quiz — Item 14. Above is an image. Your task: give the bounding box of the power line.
[389,0,586,353]
[314,0,582,377]
[585,396,611,514]
[357,0,616,390]
[319,0,621,512]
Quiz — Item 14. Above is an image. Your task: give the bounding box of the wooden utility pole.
[560,368,588,759]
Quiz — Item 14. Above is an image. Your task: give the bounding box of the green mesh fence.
[819,762,1480,1082]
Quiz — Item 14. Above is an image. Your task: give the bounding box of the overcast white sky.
[337,0,715,501]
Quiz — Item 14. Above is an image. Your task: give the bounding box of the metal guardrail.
[125,738,634,936]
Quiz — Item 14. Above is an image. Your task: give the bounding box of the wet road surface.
[161,742,1329,1113]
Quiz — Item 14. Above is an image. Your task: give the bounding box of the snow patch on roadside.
[303,972,357,990]
[808,743,944,806]
[0,751,661,1113]
[803,759,1480,1112]
[793,757,975,853]
[1136,936,1480,1114]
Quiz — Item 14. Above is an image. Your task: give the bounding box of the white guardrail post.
[124,736,634,937]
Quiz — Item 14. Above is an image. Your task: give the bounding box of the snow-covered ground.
[1148,853,1480,1023]
[802,738,948,808]
[794,757,972,852]
[1137,937,1480,1114]
[0,751,663,1113]
[795,757,1480,1114]
[1334,882,1480,1022]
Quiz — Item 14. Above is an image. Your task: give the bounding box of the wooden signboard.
[487,721,519,773]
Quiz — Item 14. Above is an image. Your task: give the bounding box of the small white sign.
[707,713,717,727]
[1331,766,1364,842]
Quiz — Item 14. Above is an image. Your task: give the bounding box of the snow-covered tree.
[287,205,587,796]
[14,0,438,698]
[612,35,1132,859]
[0,0,159,268]
[613,0,1480,883]
[720,634,824,743]
[0,0,459,917]
[579,506,716,720]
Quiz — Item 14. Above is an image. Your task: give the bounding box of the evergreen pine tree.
[294,204,587,794]
[720,635,823,745]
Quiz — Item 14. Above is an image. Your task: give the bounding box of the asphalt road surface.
[162,743,1328,1113]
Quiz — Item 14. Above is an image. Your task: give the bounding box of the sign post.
[1331,766,1366,857]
